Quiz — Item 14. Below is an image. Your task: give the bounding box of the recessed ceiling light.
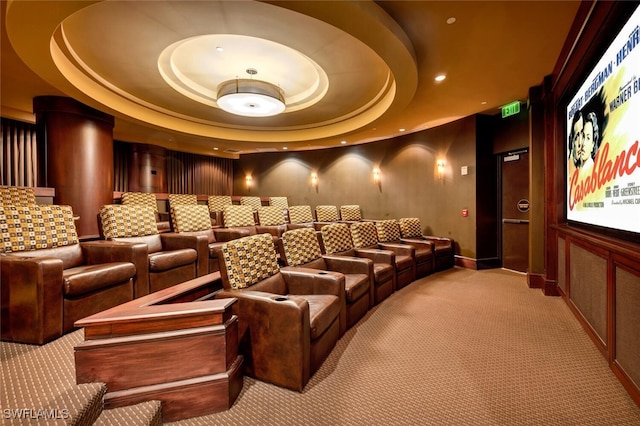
[399,128,406,132]
[481,101,487,105]
[216,46,224,52]
[341,141,347,145]
[213,147,219,150]
[282,147,288,150]
[446,17,456,25]
[435,74,446,82]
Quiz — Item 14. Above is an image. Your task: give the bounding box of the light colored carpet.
[3,267,639,425]
[170,267,640,425]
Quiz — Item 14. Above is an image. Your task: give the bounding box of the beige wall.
[235,116,480,258]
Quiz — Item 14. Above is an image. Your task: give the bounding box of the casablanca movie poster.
[566,5,640,235]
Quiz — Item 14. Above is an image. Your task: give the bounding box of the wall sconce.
[373,168,381,184]
[245,175,252,188]
[311,172,318,188]
[437,160,446,179]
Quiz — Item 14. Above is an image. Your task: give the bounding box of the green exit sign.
[501,101,520,118]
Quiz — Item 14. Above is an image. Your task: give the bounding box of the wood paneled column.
[33,96,114,240]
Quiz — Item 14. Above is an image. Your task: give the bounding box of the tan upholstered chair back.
[257,206,286,226]
[282,228,323,267]
[121,192,158,212]
[223,205,255,227]
[171,204,211,232]
[0,204,77,253]
[398,217,423,238]
[339,205,362,221]
[350,221,378,248]
[99,205,158,239]
[240,196,262,210]
[168,194,197,207]
[269,196,289,210]
[221,233,280,289]
[0,186,36,206]
[208,195,233,212]
[375,220,402,242]
[288,205,314,224]
[315,205,339,222]
[320,223,354,255]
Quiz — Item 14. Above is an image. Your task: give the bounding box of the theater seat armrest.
[160,233,205,251]
[79,241,149,298]
[354,248,395,264]
[215,288,311,391]
[1,255,64,344]
[377,242,415,257]
[280,267,345,298]
[400,238,434,251]
[322,255,373,275]
[213,228,252,242]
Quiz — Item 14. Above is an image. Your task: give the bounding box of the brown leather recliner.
[350,221,416,290]
[100,204,202,293]
[286,205,316,230]
[281,227,372,331]
[399,217,455,271]
[170,204,224,273]
[375,219,435,279]
[0,204,146,344]
[321,223,396,306]
[215,233,344,392]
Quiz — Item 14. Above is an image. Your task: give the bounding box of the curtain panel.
[1,118,38,187]
[167,150,233,195]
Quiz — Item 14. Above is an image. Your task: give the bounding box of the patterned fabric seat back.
[0,186,36,206]
[315,205,339,222]
[375,220,402,242]
[121,192,158,212]
[168,194,198,229]
[398,217,423,238]
[99,204,159,239]
[221,233,280,289]
[240,196,263,211]
[223,205,256,227]
[208,195,233,213]
[171,204,211,233]
[339,205,362,221]
[288,205,314,224]
[350,221,379,248]
[0,205,78,255]
[269,196,289,210]
[282,228,323,266]
[257,206,286,226]
[320,223,355,255]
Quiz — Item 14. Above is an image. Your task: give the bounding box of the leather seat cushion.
[395,254,414,271]
[433,241,453,256]
[373,263,394,284]
[344,274,370,303]
[148,248,197,272]
[413,246,434,263]
[300,294,341,340]
[63,262,136,297]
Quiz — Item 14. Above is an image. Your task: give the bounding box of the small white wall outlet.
[461,166,468,176]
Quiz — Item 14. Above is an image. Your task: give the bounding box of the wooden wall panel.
[615,265,640,390]
[557,237,566,294]
[569,242,607,344]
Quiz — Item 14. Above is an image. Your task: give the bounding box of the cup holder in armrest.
[317,271,328,275]
[273,296,289,302]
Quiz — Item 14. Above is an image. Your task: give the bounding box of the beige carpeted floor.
[3,267,640,425]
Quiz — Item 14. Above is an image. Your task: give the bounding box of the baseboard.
[543,279,560,296]
[455,256,477,269]
[454,256,501,270]
[527,272,545,289]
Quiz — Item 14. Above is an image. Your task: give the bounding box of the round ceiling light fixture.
[217,68,285,117]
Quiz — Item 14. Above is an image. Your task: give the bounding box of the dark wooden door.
[501,150,529,272]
